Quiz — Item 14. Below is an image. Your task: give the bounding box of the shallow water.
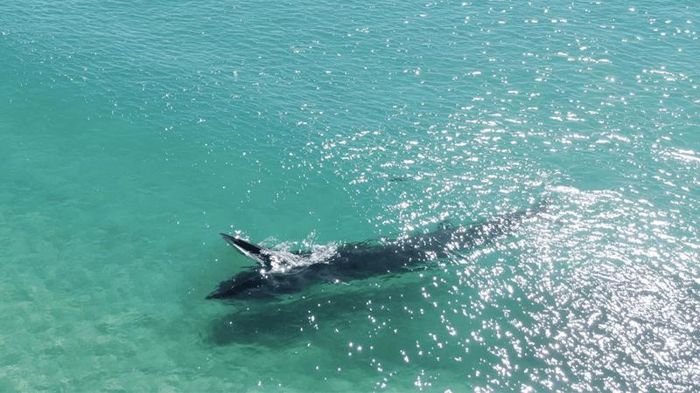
[1,1,699,391]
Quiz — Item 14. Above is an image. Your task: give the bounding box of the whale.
[207,201,547,300]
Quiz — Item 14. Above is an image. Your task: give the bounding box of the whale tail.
[220,233,272,269]
[530,198,550,215]
[507,198,550,222]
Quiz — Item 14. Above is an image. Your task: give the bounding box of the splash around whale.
[207,201,548,300]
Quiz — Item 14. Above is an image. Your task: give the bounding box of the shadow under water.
[207,276,427,347]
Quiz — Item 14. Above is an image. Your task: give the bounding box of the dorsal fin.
[220,233,272,269]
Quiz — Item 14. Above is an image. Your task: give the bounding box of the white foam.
[262,242,339,274]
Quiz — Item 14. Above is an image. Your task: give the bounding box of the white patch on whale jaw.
[232,243,266,266]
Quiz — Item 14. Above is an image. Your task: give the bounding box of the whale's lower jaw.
[220,233,273,268]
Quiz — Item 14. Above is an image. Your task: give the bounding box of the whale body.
[207,202,547,300]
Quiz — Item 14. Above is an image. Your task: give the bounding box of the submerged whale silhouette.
[207,202,547,300]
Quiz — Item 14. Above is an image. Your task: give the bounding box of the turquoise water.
[1,0,699,391]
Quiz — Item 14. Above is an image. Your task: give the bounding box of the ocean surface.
[1,1,699,391]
